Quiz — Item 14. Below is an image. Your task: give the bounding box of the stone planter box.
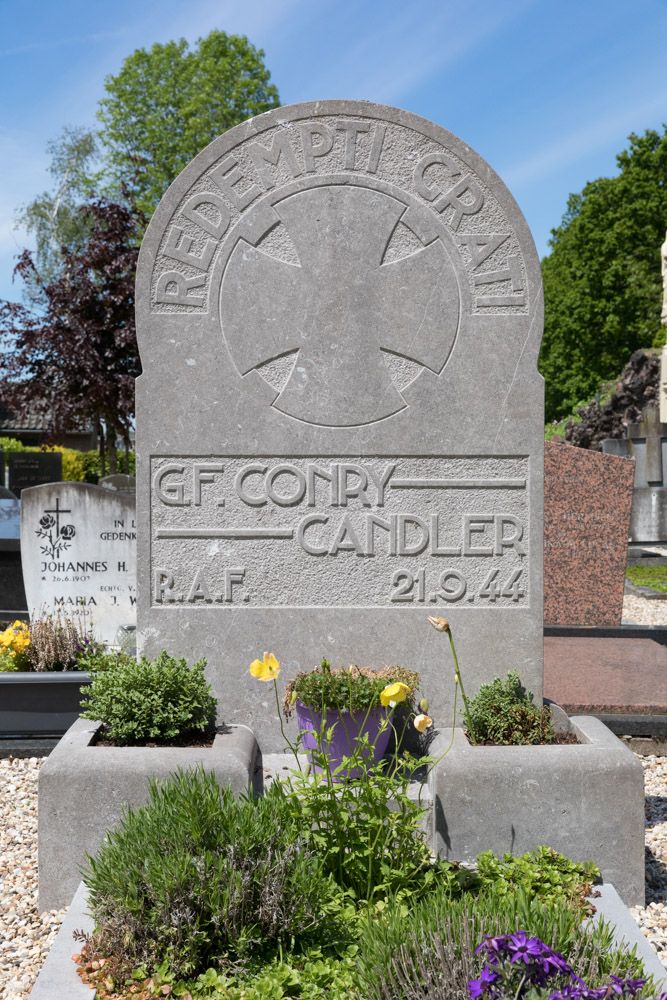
[0,671,90,737]
[38,718,259,911]
[429,714,645,906]
[28,881,666,1000]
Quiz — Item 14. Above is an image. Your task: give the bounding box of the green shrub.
[0,436,27,453]
[82,768,341,977]
[282,658,420,717]
[466,670,557,744]
[355,885,654,1000]
[79,651,217,743]
[79,449,102,483]
[73,638,134,673]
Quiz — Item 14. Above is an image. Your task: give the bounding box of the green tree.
[16,125,99,291]
[540,126,667,421]
[97,30,280,218]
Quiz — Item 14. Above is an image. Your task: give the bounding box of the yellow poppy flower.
[413,713,433,732]
[380,681,410,707]
[249,651,280,682]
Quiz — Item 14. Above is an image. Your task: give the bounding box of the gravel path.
[0,758,65,1000]
[4,727,667,997]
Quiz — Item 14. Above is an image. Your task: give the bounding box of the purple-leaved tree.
[0,196,143,475]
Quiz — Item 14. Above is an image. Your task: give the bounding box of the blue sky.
[1,0,667,303]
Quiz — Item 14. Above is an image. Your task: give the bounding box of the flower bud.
[419,697,429,713]
[427,616,450,633]
[413,713,433,733]
[290,689,298,705]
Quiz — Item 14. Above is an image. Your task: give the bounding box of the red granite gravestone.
[544,441,634,625]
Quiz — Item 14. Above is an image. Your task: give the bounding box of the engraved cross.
[221,185,459,425]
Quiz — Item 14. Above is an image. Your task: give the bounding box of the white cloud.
[299,0,535,105]
[501,89,667,187]
[0,28,128,58]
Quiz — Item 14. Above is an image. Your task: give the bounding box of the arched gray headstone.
[135,100,543,749]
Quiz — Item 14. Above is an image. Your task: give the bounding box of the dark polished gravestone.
[8,452,62,496]
[134,100,544,751]
[0,495,27,614]
[544,442,635,625]
[99,474,136,495]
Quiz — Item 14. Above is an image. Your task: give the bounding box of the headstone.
[0,450,5,489]
[601,439,630,458]
[0,495,26,613]
[99,474,136,494]
[20,482,136,644]
[544,442,634,625]
[8,452,62,496]
[135,100,544,750]
[619,408,667,542]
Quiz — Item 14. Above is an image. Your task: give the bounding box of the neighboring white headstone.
[20,483,136,644]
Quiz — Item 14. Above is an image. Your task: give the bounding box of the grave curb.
[430,716,645,906]
[0,671,91,737]
[38,718,258,911]
[28,881,665,1000]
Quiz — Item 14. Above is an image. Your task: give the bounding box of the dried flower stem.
[445,627,477,745]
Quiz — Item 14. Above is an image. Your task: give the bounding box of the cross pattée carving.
[221,185,459,426]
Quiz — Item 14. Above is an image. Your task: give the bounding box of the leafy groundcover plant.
[79,651,216,744]
[281,658,420,717]
[465,670,558,745]
[76,770,655,1000]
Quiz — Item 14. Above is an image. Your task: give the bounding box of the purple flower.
[468,965,501,997]
[507,932,550,964]
[606,976,645,997]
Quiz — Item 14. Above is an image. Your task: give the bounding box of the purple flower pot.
[295,700,392,780]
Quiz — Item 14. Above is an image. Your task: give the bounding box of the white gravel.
[0,757,66,1000]
[630,755,667,966]
[4,730,667,996]
[623,593,667,625]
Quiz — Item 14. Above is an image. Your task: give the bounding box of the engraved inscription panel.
[151,456,529,608]
[151,115,528,319]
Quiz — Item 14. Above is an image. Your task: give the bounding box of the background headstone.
[0,495,26,615]
[99,474,136,494]
[544,441,634,625]
[135,100,544,750]
[0,450,4,489]
[20,482,136,644]
[8,452,62,496]
[603,408,667,543]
